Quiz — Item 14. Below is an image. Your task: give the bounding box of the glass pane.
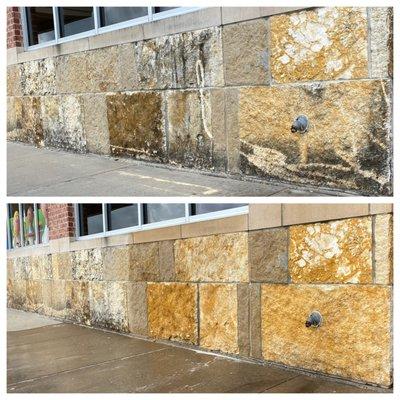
[79,204,103,236]
[192,204,247,215]
[37,203,49,244]
[154,7,178,13]
[22,204,36,246]
[9,204,22,249]
[25,7,55,46]
[107,204,138,231]
[145,204,185,224]
[59,7,94,37]
[100,7,148,26]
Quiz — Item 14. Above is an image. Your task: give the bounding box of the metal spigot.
[291,115,309,134]
[305,311,322,328]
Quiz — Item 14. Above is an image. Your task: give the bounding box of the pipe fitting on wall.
[291,115,309,134]
[305,311,322,328]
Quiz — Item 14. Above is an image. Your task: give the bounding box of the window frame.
[21,6,202,51]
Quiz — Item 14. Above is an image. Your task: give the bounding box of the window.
[100,7,148,27]
[8,204,22,248]
[78,204,103,236]
[25,7,55,46]
[22,203,37,246]
[144,204,186,224]
[58,7,95,37]
[107,204,139,231]
[191,203,247,216]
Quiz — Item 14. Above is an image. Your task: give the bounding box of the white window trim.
[75,204,249,241]
[21,6,202,51]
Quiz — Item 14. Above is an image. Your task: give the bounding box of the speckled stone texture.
[239,80,392,195]
[7,64,22,96]
[20,58,56,95]
[222,18,269,85]
[66,280,91,324]
[261,284,392,386]
[289,217,372,283]
[200,284,238,354]
[249,228,288,282]
[374,214,393,284]
[174,232,248,282]
[51,253,72,280]
[106,92,164,159]
[126,282,148,335]
[25,280,43,313]
[147,283,197,344]
[72,249,104,281]
[103,246,130,281]
[270,7,368,83]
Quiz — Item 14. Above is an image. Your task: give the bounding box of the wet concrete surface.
[7,309,386,393]
[7,142,353,196]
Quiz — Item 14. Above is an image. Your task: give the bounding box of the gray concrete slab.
[7,309,384,393]
[7,142,353,196]
[7,309,62,332]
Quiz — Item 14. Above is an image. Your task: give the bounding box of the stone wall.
[7,205,393,387]
[6,7,393,195]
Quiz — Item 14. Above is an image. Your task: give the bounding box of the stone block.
[249,283,262,358]
[223,18,269,85]
[51,280,68,318]
[9,280,27,310]
[369,203,393,215]
[199,283,238,354]
[129,242,159,281]
[237,284,250,356]
[289,217,372,283]
[261,284,392,386]
[7,64,22,96]
[248,204,282,230]
[175,232,248,282]
[158,241,175,282]
[55,53,90,94]
[270,7,368,83]
[225,88,240,173]
[249,228,288,282]
[20,58,56,95]
[147,283,197,344]
[239,80,392,195]
[374,214,393,284]
[106,92,164,159]
[41,280,52,315]
[7,258,14,280]
[66,280,91,325]
[126,282,148,335]
[133,225,181,243]
[72,248,104,281]
[103,246,130,281]
[52,252,72,280]
[26,280,43,312]
[14,257,28,280]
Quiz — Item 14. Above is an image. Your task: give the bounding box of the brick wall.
[47,204,75,240]
[7,7,23,49]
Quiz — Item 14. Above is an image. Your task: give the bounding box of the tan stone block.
[26,280,43,312]
[225,88,240,173]
[51,280,67,318]
[7,258,14,280]
[239,81,392,195]
[374,214,393,284]
[20,58,56,95]
[126,282,148,335]
[41,280,52,315]
[65,280,90,325]
[158,241,175,282]
[249,283,262,358]
[369,203,393,215]
[270,7,368,83]
[261,284,392,386]
[55,53,90,94]
[249,228,288,283]
[88,24,144,50]
[210,88,227,171]
[175,232,248,282]
[7,64,22,96]
[72,248,104,281]
[52,252,72,280]
[130,242,159,281]
[248,204,282,230]
[148,283,197,344]
[10,280,27,310]
[289,217,373,284]
[283,204,369,226]
[223,18,269,85]
[133,225,181,244]
[237,284,250,356]
[200,283,238,354]
[103,246,130,281]
[181,215,248,238]
[14,257,28,280]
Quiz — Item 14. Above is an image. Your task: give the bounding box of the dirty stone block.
[7,258,14,280]
[7,64,22,96]
[41,280,53,315]
[14,257,29,280]
[239,80,392,195]
[26,280,43,312]
[55,52,90,94]
[289,217,372,284]
[81,94,110,155]
[200,284,238,354]
[261,284,392,386]
[126,282,148,335]
[237,284,250,356]
[72,248,104,281]
[130,242,160,281]
[223,18,269,85]
[52,252,73,280]
[51,280,68,318]
[66,281,91,325]
[7,279,14,308]
[10,280,27,310]
[147,283,197,344]
[175,232,248,282]
[89,282,107,327]
[270,7,368,83]
[118,43,140,90]
[31,254,52,280]
[249,228,288,282]
[41,95,87,153]
[103,246,130,281]
[8,96,44,146]
[106,92,164,160]
[21,58,56,95]
[158,241,176,282]
[249,283,262,359]
[374,214,393,284]
[370,7,393,78]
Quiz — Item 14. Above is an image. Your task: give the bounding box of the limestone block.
[41,95,87,153]
[21,58,56,95]
[103,246,130,281]
[51,280,67,318]
[175,232,248,282]
[26,280,43,312]
[374,214,393,284]
[270,7,368,83]
[126,282,148,335]
[158,241,176,282]
[55,53,90,94]
[14,257,28,280]
[72,248,104,281]
[9,280,27,310]
[41,280,52,315]
[239,80,392,195]
[261,284,392,386]
[147,283,197,344]
[7,64,22,96]
[223,18,269,85]
[7,258,14,280]
[249,228,288,282]
[52,252,73,280]
[130,242,159,281]
[66,280,90,325]
[106,92,164,159]
[199,283,238,354]
[289,217,372,283]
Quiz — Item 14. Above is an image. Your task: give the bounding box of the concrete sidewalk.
[7,309,383,393]
[7,142,353,196]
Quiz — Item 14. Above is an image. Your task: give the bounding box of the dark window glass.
[25,7,55,45]
[58,7,94,37]
[144,204,185,224]
[191,204,247,215]
[107,204,138,231]
[100,7,148,26]
[22,203,37,246]
[154,7,178,13]
[8,204,22,249]
[79,204,103,236]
